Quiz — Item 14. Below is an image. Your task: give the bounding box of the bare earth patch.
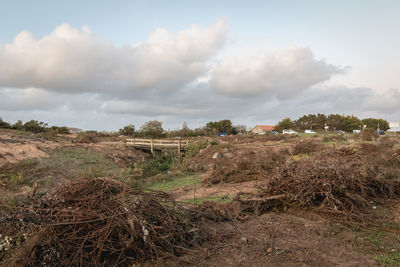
[0,143,49,167]
[166,212,378,266]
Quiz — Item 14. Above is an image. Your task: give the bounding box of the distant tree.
[180,122,190,137]
[0,117,11,129]
[22,120,47,133]
[275,113,389,133]
[13,120,23,130]
[140,120,164,138]
[295,114,326,131]
[361,118,389,131]
[119,124,135,136]
[341,115,362,132]
[234,125,247,134]
[205,119,235,135]
[50,126,70,134]
[326,114,344,131]
[275,118,294,133]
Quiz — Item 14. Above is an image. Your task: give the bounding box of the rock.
[241,237,248,243]
[225,152,234,158]
[223,148,229,152]
[212,152,222,159]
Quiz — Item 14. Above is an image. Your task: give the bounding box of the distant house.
[251,125,275,134]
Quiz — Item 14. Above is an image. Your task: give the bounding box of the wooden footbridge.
[126,138,189,154]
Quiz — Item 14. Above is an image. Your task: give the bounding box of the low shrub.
[292,140,321,155]
[73,132,98,143]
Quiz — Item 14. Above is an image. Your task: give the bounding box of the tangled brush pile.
[1,178,206,266]
[236,147,400,223]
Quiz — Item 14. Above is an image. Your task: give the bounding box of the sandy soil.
[0,143,49,167]
[165,212,378,266]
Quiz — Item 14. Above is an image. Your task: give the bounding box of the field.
[1,129,400,266]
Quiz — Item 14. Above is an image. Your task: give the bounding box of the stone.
[212,152,222,159]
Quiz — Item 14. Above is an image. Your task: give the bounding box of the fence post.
[150,139,154,154]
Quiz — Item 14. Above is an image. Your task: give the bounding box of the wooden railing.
[126,138,189,154]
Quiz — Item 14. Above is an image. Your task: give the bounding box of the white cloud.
[0,19,228,96]
[1,19,398,130]
[210,48,347,98]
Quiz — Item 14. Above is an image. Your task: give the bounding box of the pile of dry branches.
[1,178,207,266]
[236,147,400,223]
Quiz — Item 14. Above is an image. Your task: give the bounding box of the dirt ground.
[169,211,379,267]
[1,131,400,266]
[0,131,60,166]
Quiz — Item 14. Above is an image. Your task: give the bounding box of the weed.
[141,151,179,177]
[184,140,209,158]
[366,229,384,246]
[374,251,400,267]
[146,175,202,191]
[8,173,25,185]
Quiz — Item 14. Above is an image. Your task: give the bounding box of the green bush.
[184,140,209,158]
[141,152,179,177]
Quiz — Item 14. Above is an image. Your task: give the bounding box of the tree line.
[1,114,391,138]
[0,118,70,134]
[274,114,389,133]
[119,119,246,138]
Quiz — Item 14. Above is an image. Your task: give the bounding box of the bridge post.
[178,139,181,156]
[150,139,154,154]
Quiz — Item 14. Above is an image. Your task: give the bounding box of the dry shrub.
[357,129,379,141]
[292,140,322,155]
[1,178,207,266]
[236,148,400,223]
[322,134,347,143]
[73,132,98,143]
[377,136,400,149]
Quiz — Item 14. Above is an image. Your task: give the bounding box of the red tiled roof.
[254,125,275,131]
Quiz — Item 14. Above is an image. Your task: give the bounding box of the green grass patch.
[374,251,400,267]
[0,147,122,190]
[146,175,202,192]
[365,229,385,246]
[43,147,121,178]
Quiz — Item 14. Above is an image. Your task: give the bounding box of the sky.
[0,0,399,131]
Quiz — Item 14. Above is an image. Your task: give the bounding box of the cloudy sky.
[0,0,399,130]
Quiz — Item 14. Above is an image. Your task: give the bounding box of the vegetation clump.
[0,177,207,266]
[237,146,400,223]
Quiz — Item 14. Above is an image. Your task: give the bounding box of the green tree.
[50,126,70,134]
[22,120,47,133]
[140,120,164,138]
[275,117,294,133]
[204,119,235,135]
[341,115,362,132]
[361,118,389,131]
[0,117,11,129]
[294,113,326,131]
[119,124,135,136]
[13,120,23,130]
